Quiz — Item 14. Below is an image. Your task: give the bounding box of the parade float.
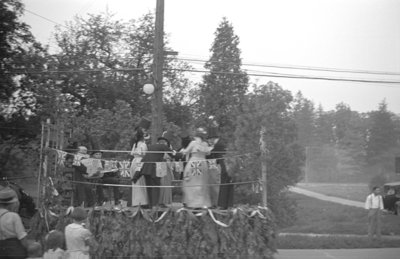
[29,120,277,258]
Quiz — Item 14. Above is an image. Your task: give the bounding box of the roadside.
[275,248,400,259]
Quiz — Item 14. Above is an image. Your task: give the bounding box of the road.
[275,248,400,259]
[289,186,365,208]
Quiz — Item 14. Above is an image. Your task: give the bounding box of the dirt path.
[289,186,365,208]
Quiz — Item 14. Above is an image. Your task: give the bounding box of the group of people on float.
[63,125,234,210]
[129,126,233,209]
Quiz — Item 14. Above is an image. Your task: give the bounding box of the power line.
[3,68,144,74]
[165,68,400,85]
[4,66,400,84]
[24,9,68,29]
[174,57,400,77]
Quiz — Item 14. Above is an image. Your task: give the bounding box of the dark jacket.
[140,143,173,178]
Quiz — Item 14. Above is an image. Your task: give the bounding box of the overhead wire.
[19,9,400,85]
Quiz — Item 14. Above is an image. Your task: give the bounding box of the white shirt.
[65,223,91,258]
[0,208,27,240]
[365,193,384,210]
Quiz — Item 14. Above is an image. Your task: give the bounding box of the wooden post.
[36,121,45,207]
[260,126,267,207]
[151,0,165,144]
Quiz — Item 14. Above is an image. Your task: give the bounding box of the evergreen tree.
[292,91,315,147]
[366,100,399,173]
[198,18,248,137]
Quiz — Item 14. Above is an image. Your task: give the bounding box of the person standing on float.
[207,128,233,209]
[181,128,213,208]
[130,128,149,207]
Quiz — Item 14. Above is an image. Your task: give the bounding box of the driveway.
[289,186,365,208]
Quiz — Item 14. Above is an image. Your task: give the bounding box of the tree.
[366,100,399,174]
[198,18,248,137]
[234,82,303,226]
[0,0,48,177]
[292,91,315,147]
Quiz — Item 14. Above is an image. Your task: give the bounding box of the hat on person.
[78,146,88,154]
[0,187,18,204]
[70,207,88,221]
[195,127,208,139]
[91,150,102,155]
[157,137,171,147]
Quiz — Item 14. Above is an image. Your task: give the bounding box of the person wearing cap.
[207,128,233,209]
[139,137,175,208]
[73,147,95,207]
[181,128,214,208]
[0,187,29,258]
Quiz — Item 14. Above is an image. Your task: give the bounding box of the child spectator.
[43,230,66,259]
[65,207,97,258]
[27,241,43,258]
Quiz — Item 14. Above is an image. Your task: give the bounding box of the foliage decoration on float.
[29,206,276,258]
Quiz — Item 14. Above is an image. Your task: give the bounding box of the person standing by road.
[365,186,384,240]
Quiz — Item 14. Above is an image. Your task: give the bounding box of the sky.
[21,0,400,113]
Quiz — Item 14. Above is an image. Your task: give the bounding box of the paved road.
[289,186,365,208]
[275,248,400,259]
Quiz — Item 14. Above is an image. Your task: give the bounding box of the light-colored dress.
[181,138,213,208]
[130,141,148,206]
[65,223,91,259]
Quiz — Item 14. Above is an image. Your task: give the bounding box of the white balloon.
[143,83,154,94]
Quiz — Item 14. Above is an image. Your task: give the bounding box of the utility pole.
[151,0,165,144]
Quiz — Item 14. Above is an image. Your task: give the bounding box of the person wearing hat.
[138,136,175,208]
[88,150,120,206]
[207,128,233,209]
[181,128,214,208]
[129,128,149,207]
[0,187,29,258]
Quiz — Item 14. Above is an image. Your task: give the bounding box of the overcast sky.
[21,0,400,113]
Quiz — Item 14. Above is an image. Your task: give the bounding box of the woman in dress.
[181,128,214,208]
[130,128,148,207]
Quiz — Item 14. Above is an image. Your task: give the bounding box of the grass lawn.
[296,183,369,202]
[277,192,400,248]
[280,192,400,236]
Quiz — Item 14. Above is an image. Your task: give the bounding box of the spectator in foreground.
[43,230,66,259]
[0,186,29,258]
[365,186,384,240]
[65,207,97,259]
[27,241,43,258]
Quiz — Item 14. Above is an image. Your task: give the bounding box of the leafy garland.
[29,206,277,258]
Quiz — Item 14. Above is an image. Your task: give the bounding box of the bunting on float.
[190,161,203,176]
[119,161,131,178]
[56,150,67,165]
[207,159,219,170]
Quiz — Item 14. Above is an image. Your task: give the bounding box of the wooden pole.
[36,121,45,207]
[151,0,165,144]
[260,126,267,207]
